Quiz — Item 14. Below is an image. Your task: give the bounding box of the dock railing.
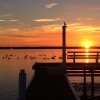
[67,51,100,64]
[66,47,100,99]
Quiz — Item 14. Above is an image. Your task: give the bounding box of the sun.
[81,41,92,49]
[85,42,90,48]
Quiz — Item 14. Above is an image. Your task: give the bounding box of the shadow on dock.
[26,63,80,100]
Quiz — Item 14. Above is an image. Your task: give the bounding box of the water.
[0,49,100,100]
[0,50,34,100]
[0,49,62,100]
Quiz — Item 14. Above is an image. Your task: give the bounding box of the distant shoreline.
[0,46,100,49]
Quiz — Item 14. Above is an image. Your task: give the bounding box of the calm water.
[0,49,100,100]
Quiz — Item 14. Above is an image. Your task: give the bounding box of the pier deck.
[26,63,80,100]
[26,47,100,100]
[32,63,100,76]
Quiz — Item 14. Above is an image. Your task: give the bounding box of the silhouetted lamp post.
[62,22,67,64]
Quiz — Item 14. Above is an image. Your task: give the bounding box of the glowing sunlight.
[85,48,89,63]
[85,42,90,48]
[86,59,89,63]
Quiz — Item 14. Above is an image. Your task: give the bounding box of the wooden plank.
[67,57,98,59]
[66,63,100,68]
[66,70,100,73]
[68,51,100,53]
[66,74,100,77]
[66,46,100,49]
[67,55,100,59]
[67,55,98,57]
[33,63,100,70]
[66,67,100,70]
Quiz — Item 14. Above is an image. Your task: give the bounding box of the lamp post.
[62,22,67,64]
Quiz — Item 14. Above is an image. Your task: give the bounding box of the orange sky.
[0,23,100,47]
[0,0,100,47]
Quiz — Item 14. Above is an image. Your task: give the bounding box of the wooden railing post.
[18,69,26,100]
[73,53,75,63]
[91,65,94,99]
[83,66,87,99]
[96,53,98,64]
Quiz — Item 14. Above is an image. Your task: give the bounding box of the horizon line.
[0,46,100,49]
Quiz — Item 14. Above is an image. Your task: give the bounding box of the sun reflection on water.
[85,48,89,63]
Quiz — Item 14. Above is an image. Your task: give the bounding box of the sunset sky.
[0,0,100,47]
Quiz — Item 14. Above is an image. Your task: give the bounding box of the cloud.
[67,22,100,34]
[68,23,82,26]
[2,14,11,17]
[95,29,100,32]
[9,20,19,22]
[45,3,58,8]
[7,28,20,32]
[3,34,34,38]
[0,20,6,22]
[76,18,93,21]
[33,24,61,34]
[0,19,19,23]
[34,18,61,22]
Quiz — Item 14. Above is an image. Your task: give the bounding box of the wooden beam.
[68,51,100,53]
[66,70,100,73]
[67,57,99,59]
[67,55,98,57]
[66,74,100,76]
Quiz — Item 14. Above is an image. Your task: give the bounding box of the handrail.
[67,51,99,63]
[68,51,100,53]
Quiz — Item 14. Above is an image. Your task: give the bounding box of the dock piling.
[83,66,87,99]
[91,65,94,99]
[18,69,26,100]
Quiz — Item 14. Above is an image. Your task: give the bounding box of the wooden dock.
[25,47,100,100]
[26,49,100,100]
[26,63,80,100]
[26,61,100,100]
